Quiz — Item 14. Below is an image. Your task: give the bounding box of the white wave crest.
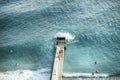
[63,73,109,78]
[55,32,75,41]
[0,69,50,80]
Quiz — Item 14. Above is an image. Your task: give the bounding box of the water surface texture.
[0,0,120,79]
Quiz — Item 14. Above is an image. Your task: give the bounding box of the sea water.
[0,0,120,80]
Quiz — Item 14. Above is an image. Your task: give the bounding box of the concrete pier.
[51,37,66,80]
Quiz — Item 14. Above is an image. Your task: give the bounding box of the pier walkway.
[51,37,66,80]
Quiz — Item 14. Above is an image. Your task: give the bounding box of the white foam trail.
[63,73,109,78]
[0,69,50,80]
[55,32,75,41]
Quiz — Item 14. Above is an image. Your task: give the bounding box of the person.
[64,46,66,50]
[95,70,99,73]
[92,72,94,76]
[95,61,97,64]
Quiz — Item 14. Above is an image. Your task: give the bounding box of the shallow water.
[0,0,120,80]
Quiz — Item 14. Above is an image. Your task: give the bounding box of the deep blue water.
[0,0,120,79]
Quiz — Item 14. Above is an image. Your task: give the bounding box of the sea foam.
[55,32,75,41]
[0,69,50,80]
[63,73,109,78]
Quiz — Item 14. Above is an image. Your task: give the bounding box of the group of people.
[92,61,99,76]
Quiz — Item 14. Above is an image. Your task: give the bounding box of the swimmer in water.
[95,70,99,73]
[95,61,97,64]
[92,72,94,76]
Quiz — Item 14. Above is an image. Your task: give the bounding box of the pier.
[51,37,66,80]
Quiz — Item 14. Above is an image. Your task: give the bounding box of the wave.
[0,68,50,80]
[63,73,110,78]
[55,32,75,41]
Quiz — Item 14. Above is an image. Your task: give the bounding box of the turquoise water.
[64,37,120,74]
[0,0,120,79]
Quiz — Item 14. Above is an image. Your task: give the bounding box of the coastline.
[62,77,120,80]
